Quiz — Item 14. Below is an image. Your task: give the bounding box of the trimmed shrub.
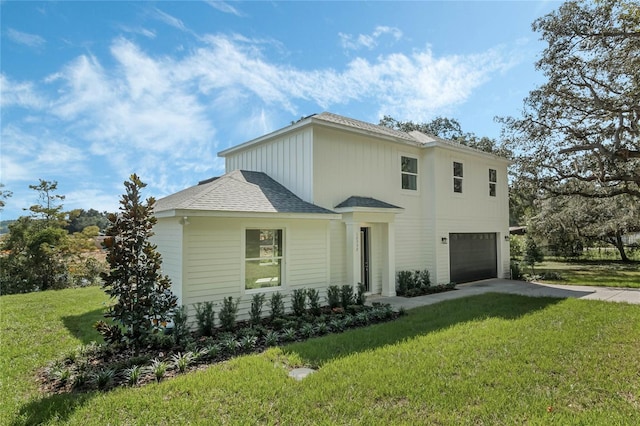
[269,292,285,320]
[194,302,216,337]
[291,288,307,316]
[218,297,239,332]
[249,293,265,326]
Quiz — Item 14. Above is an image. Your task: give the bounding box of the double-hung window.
[401,156,418,190]
[453,161,463,193]
[489,169,497,197]
[245,229,283,290]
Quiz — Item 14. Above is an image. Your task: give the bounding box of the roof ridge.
[313,112,418,143]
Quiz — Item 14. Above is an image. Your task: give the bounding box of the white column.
[345,221,360,287]
[381,222,396,297]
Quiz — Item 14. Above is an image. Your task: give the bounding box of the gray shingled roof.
[155,170,335,215]
[335,196,402,210]
[313,112,417,143]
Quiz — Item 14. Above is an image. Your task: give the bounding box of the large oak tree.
[502,0,640,198]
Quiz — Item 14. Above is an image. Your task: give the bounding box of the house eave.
[155,208,341,221]
[334,206,404,215]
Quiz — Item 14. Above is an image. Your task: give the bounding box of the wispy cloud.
[6,28,46,48]
[339,26,403,51]
[152,8,188,32]
[118,25,156,39]
[2,32,516,202]
[0,74,45,108]
[205,1,244,17]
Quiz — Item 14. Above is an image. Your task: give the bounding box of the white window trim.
[399,153,420,193]
[241,226,287,295]
[453,160,464,194]
[489,168,497,197]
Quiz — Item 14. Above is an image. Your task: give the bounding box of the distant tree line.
[0,180,109,295]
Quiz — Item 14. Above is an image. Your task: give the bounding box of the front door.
[360,227,371,292]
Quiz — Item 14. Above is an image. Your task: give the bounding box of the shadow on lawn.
[62,308,104,344]
[284,293,564,366]
[12,391,97,426]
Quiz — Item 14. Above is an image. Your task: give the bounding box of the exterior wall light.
[441,237,448,244]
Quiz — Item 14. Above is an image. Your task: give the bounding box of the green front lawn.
[3,287,640,424]
[532,260,640,288]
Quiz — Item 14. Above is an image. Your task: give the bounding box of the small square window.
[401,156,418,190]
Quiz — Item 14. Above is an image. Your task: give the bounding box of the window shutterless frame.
[489,168,497,197]
[244,229,283,291]
[401,156,418,190]
[453,161,463,193]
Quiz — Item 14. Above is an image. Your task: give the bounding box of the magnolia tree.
[96,174,177,350]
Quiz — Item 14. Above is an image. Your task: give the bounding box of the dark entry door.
[449,233,497,283]
[360,227,370,292]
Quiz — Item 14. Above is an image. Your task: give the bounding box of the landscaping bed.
[38,286,400,394]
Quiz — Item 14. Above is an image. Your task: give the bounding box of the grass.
[528,259,640,288]
[3,287,640,424]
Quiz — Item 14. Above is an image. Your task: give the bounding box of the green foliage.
[218,296,239,332]
[249,293,265,325]
[171,352,194,373]
[502,0,640,199]
[523,236,544,275]
[195,301,216,337]
[510,260,523,280]
[66,208,110,234]
[340,285,354,309]
[172,305,191,347]
[291,288,307,316]
[396,269,433,297]
[269,292,285,320]
[355,282,366,305]
[307,288,321,315]
[326,285,341,309]
[509,235,524,259]
[149,359,168,382]
[396,270,412,296]
[98,174,177,351]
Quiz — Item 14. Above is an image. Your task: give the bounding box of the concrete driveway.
[371,279,640,310]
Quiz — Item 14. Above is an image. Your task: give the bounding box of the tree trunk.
[609,231,629,262]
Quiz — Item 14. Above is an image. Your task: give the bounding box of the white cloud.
[1,32,517,216]
[0,74,45,108]
[152,8,188,32]
[6,28,46,48]
[205,1,244,17]
[339,26,403,51]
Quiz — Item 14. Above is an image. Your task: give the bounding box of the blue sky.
[1,1,560,220]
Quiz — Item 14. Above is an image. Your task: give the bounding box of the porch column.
[345,221,360,288]
[381,222,397,297]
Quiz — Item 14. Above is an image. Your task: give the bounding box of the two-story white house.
[153,112,511,314]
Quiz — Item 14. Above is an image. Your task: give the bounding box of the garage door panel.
[449,233,497,283]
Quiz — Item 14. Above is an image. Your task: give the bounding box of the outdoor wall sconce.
[504,235,510,241]
[441,237,448,244]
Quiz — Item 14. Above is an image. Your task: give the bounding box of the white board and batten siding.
[224,128,315,203]
[179,216,330,322]
[430,147,511,283]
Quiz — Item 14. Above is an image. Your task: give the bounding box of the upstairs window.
[453,161,463,193]
[245,229,283,290]
[401,156,418,190]
[489,169,497,197]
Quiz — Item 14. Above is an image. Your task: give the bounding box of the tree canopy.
[502,0,640,198]
[379,115,512,157]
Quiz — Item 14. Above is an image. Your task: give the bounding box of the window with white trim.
[245,229,283,290]
[401,156,418,190]
[453,161,463,193]
[489,169,497,197]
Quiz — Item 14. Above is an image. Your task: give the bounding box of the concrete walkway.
[368,279,640,310]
